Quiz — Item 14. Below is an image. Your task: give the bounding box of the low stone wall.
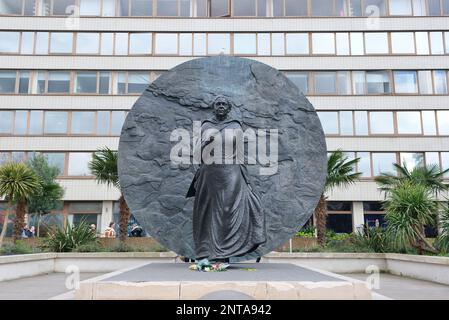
[1,252,449,285]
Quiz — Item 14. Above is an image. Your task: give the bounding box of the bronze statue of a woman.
[186,96,266,262]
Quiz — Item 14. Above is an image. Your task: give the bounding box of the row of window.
[1,70,449,95]
[288,70,449,95]
[2,0,449,17]
[318,110,449,136]
[0,150,447,178]
[340,151,449,177]
[1,31,449,56]
[0,71,162,95]
[0,110,127,136]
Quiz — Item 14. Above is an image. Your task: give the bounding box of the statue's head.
[212,96,232,119]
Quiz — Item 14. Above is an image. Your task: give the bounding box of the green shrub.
[42,221,97,252]
[0,241,38,255]
[73,242,106,253]
[352,226,389,253]
[435,208,449,254]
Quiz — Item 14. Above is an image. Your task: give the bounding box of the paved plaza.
[0,270,448,300]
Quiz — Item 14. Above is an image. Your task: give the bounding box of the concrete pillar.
[352,201,365,234]
[101,201,113,234]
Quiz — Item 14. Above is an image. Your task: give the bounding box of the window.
[349,0,362,16]
[21,32,34,54]
[131,0,153,16]
[233,0,255,16]
[103,0,116,16]
[358,152,372,177]
[116,72,126,94]
[35,32,49,54]
[111,111,126,135]
[99,72,110,94]
[72,112,95,134]
[48,72,71,93]
[129,33,152,54]
[364,33,388,54]
[196,0,207,16]
[314,72,337,94]
[285,33,309,54]
[418,70,433,94]
[0,0,22,14]
[365,71,390,94]
[318,112,339,135]
[51,0,76,15]
[179,33,192,55]
[282,0,307,16]
[75,72,97,94]
[97,111,111,135]
[400,152,424,169]
[312,0,333,15]
[14,111,27,134]
[444,0,449,14]
[445,32,449,53]
[44,153,65,175]
[128,72,150,93]
[372,153,397,176]
[412,0,427,15]
[257,33,270,55]
[394,71,418,93]
[338,71,351,94]
[430,32,444,54]
[80,0,101,15]
[340,111,354,135]
[157,0,178,16]
[155,33,178,54]
[422,111,437,135]
[415,32,429,55]
[336,33,350,55]
[425,152,440,167]
[286,72,308,94]
[428,0,441,15]
[364,0,386,16]
[0,111,13,134]
[68,202,102,227]
[350,33,364,55]
[397,111,422,134]
[193,33,206,55]
[44,111,68,134]
[327,202,353,233]
[207,34,230,54]
[118,0,130,16]
[115,33,129,55]
[29,111,43,134]
[434,70,448,94]
[76,33,100,54]
[352,71,366,94]
[355,111,368,135]
[442,153,449,178]
[389,0,412,15]
[437,111,449,134]
[391,32,415,54]
[68,153,92,176]
[101,33,114,55]
[271,33,285,55]
[0,32,20,53]
[312,33,335,54]
[210,0,229,16]
[370,112,394,134]
[0,71,16,93]
[180,0,191,16]
[50,33,73,54]
[234,34,256,55]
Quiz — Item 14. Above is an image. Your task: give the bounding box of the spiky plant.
[384,182,438,254]
[0,162,41,247]
[315,151,361,246]
[89,147,130,241]
[434,205,449,254]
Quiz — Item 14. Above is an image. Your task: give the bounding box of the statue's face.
[213,99,231,118]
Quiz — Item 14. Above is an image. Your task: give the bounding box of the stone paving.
[0,271,449,299]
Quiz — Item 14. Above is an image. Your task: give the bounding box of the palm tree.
[384,182,438,254]
[89,147,130,241]
[0,162,41,248]
[315,151,361,246]
[375,163,448,196]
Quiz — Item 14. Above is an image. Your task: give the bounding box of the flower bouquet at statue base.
[189,258,230,272]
